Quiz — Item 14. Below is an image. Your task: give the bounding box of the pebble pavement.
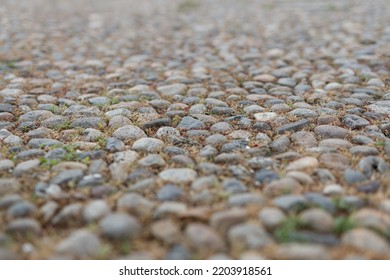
[0,0,390,259]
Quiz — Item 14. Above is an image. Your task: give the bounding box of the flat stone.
[286,157,319,171]
[56,230,101,258]
[99,213,141,240]
[159,168,197,183]
[112,125,147,141]
[210,208,247,232]
[186,223,224,252]
[276,119,310,134]
[132,137,164,153]
[314,125,350,139]
[228,223,271,250]
[272,195,307,212]
[177,116,205,130]
[254,112,278,122]
[13,159,40,176]
[341,228,390,255]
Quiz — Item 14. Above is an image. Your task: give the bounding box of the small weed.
[81,156,91,165]
[96,135,107,147]
[96,244,112,259]
[274,216,306,243]
[40,157,60,169]
[333,216,356,235]
[375,140,385,147]
[332,197,357,213]
[62,144,79,161]
[119,240,132,255]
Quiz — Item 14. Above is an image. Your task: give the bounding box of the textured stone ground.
[0,0,390,259]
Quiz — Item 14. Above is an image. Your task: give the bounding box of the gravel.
[0,0,389,260]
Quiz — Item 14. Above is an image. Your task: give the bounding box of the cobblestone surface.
[0,0,389,259]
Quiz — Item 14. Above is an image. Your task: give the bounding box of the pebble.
[82,200,110,222]
[56,230,101,258]
[112,125,147,141]
[314,125,350,139]
[99,213,141,240]
[159,168,197,183]
[228,223,271,250]
[186,223,224,252]
[132,137,164,153]
[341,228,390,255]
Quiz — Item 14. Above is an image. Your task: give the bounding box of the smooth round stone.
[289,108,317,118]
[27,138,62,148]
[344,169,367,185]
[99,213,141,240]
[254,112,277,122]
[132,137,164,153]
[341,228,390,255]
[157,185,183,201]
[210,208,247,232]
[222,178,247,193]
[290,131,317,147]
[254,74,276,83]
[0,159,14,171]
[6,218,41,236]
[286,157,319,171]
[357,181,380,193]
[56,230,101,258]
[272,195,307,212]
[154,202,187,219]
[138,154,165,167]
[270,135,291,153]
[186,223,224,252]
[350,145,379,156]
[323,184,345,196]
[52,203,83,226]
[82,200,110,222]
[358,156,389,177]
[286,171,314,185]
[351,208,390,232]
[13,159,40,176]
[228,223,271,250]
[108,116,132,128]
[159,168,197,183]
[177,116,205,130]
[243,105,265,114]
[228,193,264,207]
[156,127,181,139]
[319,153,350,170]
[254,169,279,185]
[205,134,227,146]
[319,139,353,149]
[3,135,22,146]
[299,208,334,232]
[342,114,370,129]
[151,219,180,244]
[50,169,84,186]
[314,125,350,139]
[112,125,147,141]
[258,207,286,230]
[0,194,23,209]
[19,110,54,122]
[117,193,155,218]
[7,201,37,218]
[264,178,302,197]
